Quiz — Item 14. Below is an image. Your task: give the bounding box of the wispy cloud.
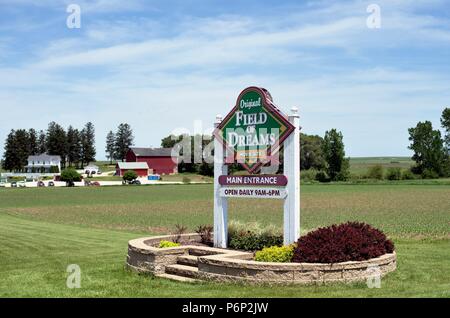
[0,0,449,158]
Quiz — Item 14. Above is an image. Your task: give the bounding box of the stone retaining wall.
[126,234,397,284]
[127,234,201,274]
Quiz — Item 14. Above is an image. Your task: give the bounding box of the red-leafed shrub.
[292,222,394,263]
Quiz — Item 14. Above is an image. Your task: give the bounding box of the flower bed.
[126,232,397,284]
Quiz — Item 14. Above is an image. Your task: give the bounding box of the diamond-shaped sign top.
[214,87,295,173]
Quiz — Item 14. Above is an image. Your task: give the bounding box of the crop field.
[349,157,414,175]
[0,183,449,297]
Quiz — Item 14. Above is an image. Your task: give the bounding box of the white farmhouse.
[25,154,61,173]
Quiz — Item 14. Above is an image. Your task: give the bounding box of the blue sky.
[0,0,449,159]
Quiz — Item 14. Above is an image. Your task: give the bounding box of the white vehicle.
[0,182,6,187]
[17,181,26,188]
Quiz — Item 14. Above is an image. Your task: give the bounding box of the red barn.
[116,162,149,177]
[126,147,178,175]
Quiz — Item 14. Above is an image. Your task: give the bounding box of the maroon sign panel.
[218,175,288,187]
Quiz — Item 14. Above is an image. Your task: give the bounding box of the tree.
[114,123,134,161]
[14,129,30,171]
[3,129,34,172]
[60,168,82,182]
[27,129,39,155]
[38,130,47,154]
[161,135,180,148]
[367,165,384,180]
[66,126,81,167]
[408,121,446,176]
[46,122,67,168]
[105,130,116,164]
[300,133,325,170]
[160,134,211,173]
[198,162,213,177]
[80,122,96,168]
[322,129,349,181]
[122,170,138,182]
[441,107,450,154]
[2,130,17,172]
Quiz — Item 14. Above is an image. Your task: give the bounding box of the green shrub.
[198,163,213,177]
[60,168,82,182]
[366,165,384,180]
[49,166,60,173]
[228,221,283,251]
[123,170,138,182]
[348,173,364,181]
[8,176,25,182]
[315,170,330,182]
[410,165,422,175]
[386,167,402,180]
[255,245,295,263]
[300,169,317,182]
[158,240,180,248]
[401,169,416,180]
[335,164,350,181]
[421,168,439,179]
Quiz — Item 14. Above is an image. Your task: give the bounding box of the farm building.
[84,164,100,175]
[116,162,149,177]
[25,154,61,173]
[126,147,177,175]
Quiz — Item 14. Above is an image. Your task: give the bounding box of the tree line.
[2,122,136,172]
[408,107,450,178]
[105,123,134,163]
[300,107,450,181]
[160,128,350,180]
[2,122,96,171]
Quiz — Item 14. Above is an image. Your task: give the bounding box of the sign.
[214,87,295,173]
[220,187,287,199]
[218,174,287,186]
[213,87,300,248]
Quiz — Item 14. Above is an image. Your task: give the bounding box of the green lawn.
[0,183,449,297]
[94,161,117,173]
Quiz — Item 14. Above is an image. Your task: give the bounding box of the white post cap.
[290,107,299,117]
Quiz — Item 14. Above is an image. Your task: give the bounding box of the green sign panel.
[214,87,294,173]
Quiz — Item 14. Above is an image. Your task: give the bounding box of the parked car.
[130,180,141,185]
[66,180,75,187]
[91,181,101,186]
[48,181,55,187]
[37,181,45,187]
[18,181,26,188]
[11,182,17,188]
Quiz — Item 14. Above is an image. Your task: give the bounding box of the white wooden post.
[283,107,300,245]
[214,115,228,248]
